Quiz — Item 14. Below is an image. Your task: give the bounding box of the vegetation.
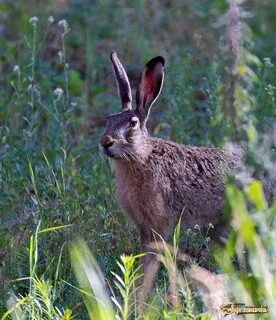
[0,0,275,319]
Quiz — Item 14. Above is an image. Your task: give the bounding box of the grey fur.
[99,52,257,310]
[100,53,239,236]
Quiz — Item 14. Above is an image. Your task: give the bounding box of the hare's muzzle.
[99,135,114,150]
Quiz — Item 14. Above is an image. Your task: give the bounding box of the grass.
[0,0,275,319]
[3,185,275,319]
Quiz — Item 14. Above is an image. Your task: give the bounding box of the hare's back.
[147,139,232,227]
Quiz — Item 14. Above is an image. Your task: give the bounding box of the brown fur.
[115,138,237,234]
[100,52,242,311]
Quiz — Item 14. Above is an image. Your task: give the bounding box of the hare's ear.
[135,56,165,125]
[110,51,132,111]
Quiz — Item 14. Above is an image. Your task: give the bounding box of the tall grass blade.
[69,238,115,320]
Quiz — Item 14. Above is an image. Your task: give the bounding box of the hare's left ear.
[110,51,132,111]
[135,56,165,126]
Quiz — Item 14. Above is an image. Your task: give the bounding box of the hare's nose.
[100,135,114,148]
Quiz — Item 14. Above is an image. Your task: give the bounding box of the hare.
[99,51,241,308]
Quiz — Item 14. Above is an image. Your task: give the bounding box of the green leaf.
[38,224,73,234]
[226,185,255,248]
[70,238,115,320]
[247,181,265,211]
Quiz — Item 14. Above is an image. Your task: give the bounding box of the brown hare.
[99,51,242,309]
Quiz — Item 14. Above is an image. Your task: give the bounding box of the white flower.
[29,16,39,25]
[13,65,20,73]
[58,51,63,62]
[58,19,69,32]
[264,57,273,68]
[48,16,54,24]
[208,223,214,229]
[194,224,200,230]
[54,88,64,96]
[186,228,192,234]
[265,84,275,96]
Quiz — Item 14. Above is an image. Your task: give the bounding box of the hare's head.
[99,52,165,160]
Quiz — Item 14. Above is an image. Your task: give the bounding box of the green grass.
[0,0,275,319]
[3,185,275,319]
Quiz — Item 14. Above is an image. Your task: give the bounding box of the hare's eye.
[129,119,138,127]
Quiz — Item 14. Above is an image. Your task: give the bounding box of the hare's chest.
[115,168,156,225]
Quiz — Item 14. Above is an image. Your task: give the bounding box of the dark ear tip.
[146,56,165,68]
[110,51,117,61]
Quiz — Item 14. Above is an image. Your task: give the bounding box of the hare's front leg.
[138,228,159,313]
[138,225,171,313]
